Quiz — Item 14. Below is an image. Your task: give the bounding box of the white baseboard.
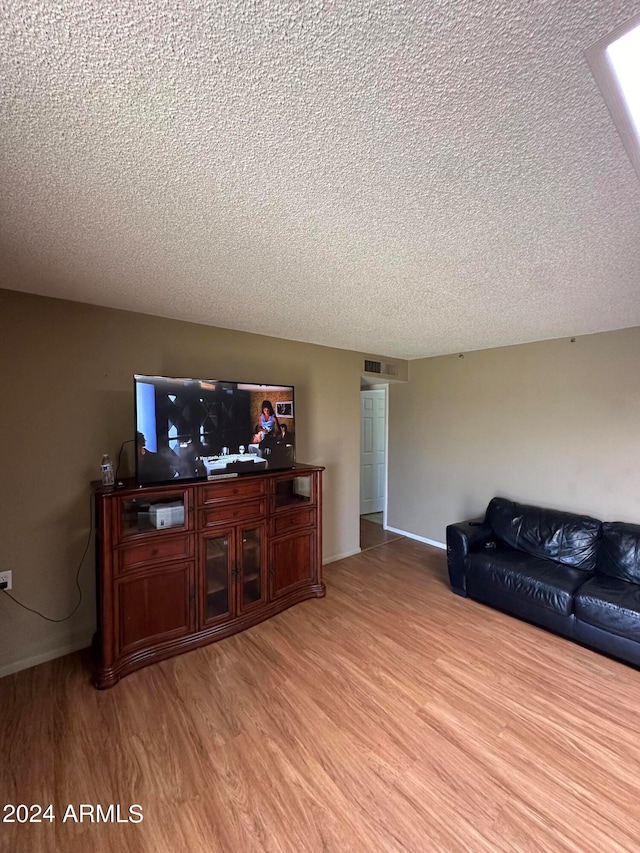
[323,528,445,567]
[0,634,93,680]
[323,547,362,565]
[385,526,446,550]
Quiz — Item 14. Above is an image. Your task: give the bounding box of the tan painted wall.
[7,286,636,676]
[0,289,375,676]
[388,328,640,545]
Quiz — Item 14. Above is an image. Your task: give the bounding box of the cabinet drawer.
[199,499,267,528]
[272,508,316,537]
[117,534,193,574]
[198,478,267,506]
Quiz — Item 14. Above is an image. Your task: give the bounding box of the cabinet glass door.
[119,491,188,539]
[203,530,232,623]
[238,525,266,612]
[273,475,313,510]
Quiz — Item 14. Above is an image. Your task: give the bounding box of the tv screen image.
[135,375,296,486]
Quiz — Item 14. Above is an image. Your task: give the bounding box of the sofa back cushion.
[486,497,601,571]
[597,522,640,583]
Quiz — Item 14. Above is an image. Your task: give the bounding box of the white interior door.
[360,389,386,515]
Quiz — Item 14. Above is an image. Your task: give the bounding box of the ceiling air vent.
[364,359,382,373]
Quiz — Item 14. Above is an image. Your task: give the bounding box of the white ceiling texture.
[2,0,640,359]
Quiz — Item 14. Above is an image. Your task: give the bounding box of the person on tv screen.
[253,400,280,443]
[280,423,292,443]
[137,431,176,482]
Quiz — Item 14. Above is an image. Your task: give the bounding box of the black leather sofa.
[446,497,640,668]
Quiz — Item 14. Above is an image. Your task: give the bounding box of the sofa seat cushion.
[574,576,640,641]
[486,497,601,570]
[597,522,640,583]
[465,548,588,616]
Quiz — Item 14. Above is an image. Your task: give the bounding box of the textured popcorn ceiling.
[2,0,640,359]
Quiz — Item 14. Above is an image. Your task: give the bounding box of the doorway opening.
[359,382,403,552]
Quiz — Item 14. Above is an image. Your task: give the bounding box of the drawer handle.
[151,548,159,557]
[233,488,239,494]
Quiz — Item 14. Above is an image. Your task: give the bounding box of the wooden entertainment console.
[94,464,324,688]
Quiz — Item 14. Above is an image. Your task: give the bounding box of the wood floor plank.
[3,536,640,852]
[359,517,404,551]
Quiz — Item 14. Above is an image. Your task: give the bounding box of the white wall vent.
[364,359,382,373]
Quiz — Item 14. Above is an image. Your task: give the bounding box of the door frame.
[359,381,389,526]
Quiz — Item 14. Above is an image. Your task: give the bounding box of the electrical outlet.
[0,571,12,591]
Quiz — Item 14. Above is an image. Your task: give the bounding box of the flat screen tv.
[134,375,296,486]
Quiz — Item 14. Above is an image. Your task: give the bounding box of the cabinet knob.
[151,548,158,556]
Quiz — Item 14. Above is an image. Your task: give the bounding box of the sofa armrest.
[446,517,492,597]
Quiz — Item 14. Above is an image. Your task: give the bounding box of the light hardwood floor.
[360,515,404,551]
[3,537,640,853]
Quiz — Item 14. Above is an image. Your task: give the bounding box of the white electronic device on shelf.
[149,502,184,528]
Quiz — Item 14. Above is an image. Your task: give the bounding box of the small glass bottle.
[100,454,115,487]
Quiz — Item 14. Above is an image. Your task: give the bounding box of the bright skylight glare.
[606,24,640,138]
[586,13,640,181]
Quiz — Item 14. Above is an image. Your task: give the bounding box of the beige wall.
[388,328,640,545]
[0,289,373,676]
[6,285,637,678]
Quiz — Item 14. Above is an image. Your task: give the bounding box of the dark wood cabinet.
[271,532,316,600]
[95,464,324,688]
[116,562,195,655]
